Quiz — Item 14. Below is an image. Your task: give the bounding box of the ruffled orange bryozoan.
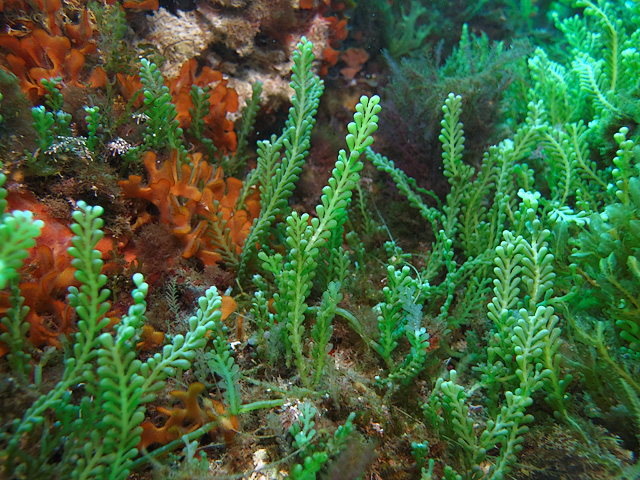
[138,382,238,451]
[136,295,236,350]
[169,59,239,154]
[0,0,106,102]
[116,59,239,154]
[119,151,260,266]
[0,244,75,354]
[0,0,63,35]
[0,28,105,102]
[0,192,239,356]
[122,0,159,10]
[0,190,114,355]
[339,47,369,80]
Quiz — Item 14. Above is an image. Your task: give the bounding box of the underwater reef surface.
[1,0,640,479]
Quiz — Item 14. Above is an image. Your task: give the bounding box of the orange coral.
[64,7,94,48]
[0,186,240,356]
[116,72,144,105]
[0,245,75,351]
[321,46,340,77]
[0,0,97,44]
[122,0,159,10]
[0,29,105,102]
[220,295,238,322]
[339,47,369,80]
[0,0,62,35]
[138,382,238,451]
[318,12,350,76]
[0,190,115,354]
[169,59,239,154]
[0,0,107,101]
[0,0,19,11]
[136,325,165,351]
[115,59,239,153]
[135,295,236,350]
[119,151,259,266]
[328,17,349,44]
